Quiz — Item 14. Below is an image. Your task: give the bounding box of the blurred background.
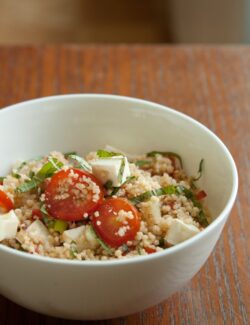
[0,0,249,44]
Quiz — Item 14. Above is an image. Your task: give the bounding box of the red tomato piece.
[0,190,14,213]
[196,190,207,201]
[92,198,141,248]
[31,209,42,220]
[44,168,104,221]
[144,246,156,254]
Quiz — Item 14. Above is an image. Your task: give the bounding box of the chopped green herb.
[16,157,63,193]
[54,220,68,233]
[29,171,35,179]
[121,244,129,253]
[89,225,113,254]
[67,154,91,172]
[110,187,120,196]
[17,161,27,171]
[70,243,78,258]
[97,149,123,158]
[10,162,26,179]
[196,210,209,227]
[175,185,209,227]
[64,151,77,158]
[11,172,21,179]
[0,176,5,183]
[42,216,55,229]
[135,160,151,167]
[159,238,165,248]
[126,176,136,182]
[16,177,42,193]
[130,185,177,205]
[107,176,136,197]
[146,151,183,168]
[130,184,209,227]
[104,180,114,190]
[40,204,49,216]
[192,159,204,182]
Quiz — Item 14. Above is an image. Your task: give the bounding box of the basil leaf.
[97,149,123,158]
[10,161,27,180]
[16,157,63,193]
[37,157,63,179]
[196,210,209,227]
[159,238,165,248]
[130,184,209,227]
[70,243,78,258]
[17,161,27,171]
[0,177,5,183]
[146,151,183,168]
[64,151,77,158]
[11,172,21,179]
[16,177,42,193]
[89,225,113,254]
[135,160,151,167]
[104,180,113,190]
[67,154,91,172]
[176,185,208,227]
[29,171,35,179]
[130,185,177,205]
[108,176,136,197]
[121,244,129,253]
[192,159,204,182]
[40,204,49,216]
[110,187,120,196]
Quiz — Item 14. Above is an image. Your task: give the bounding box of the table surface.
[0,45,249,325]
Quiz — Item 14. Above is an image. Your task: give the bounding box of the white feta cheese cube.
[90,156,130,187]
[84,225,100,250]
[140,196,162,226]
[62,225,85,243]
[0,210,20,241]
[26,220,50,245]
[62,225,99,251]
[165,219,200,245]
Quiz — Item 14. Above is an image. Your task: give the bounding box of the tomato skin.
[92,198,141,248]
[44,168,104,221]
[196,190,207,201]
[31,209,42,220]
[144,246,156,254]
[0,190,14,213]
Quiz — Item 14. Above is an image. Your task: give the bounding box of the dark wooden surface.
[0,45,249,325]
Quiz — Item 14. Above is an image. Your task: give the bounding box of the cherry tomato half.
[0,190,14,213]
[45,168,104,221]
[92,198,141,248]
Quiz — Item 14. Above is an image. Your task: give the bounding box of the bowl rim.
[0,94,238,266]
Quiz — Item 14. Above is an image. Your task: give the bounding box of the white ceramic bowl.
[0,95,238,320]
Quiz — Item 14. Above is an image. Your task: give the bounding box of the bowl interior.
[0,95,236,219]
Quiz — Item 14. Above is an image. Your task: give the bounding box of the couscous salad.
[0,148,209,260]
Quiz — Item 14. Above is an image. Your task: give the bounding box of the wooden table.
[0,45,249,325]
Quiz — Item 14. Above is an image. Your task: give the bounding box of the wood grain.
[0,45,249,325]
